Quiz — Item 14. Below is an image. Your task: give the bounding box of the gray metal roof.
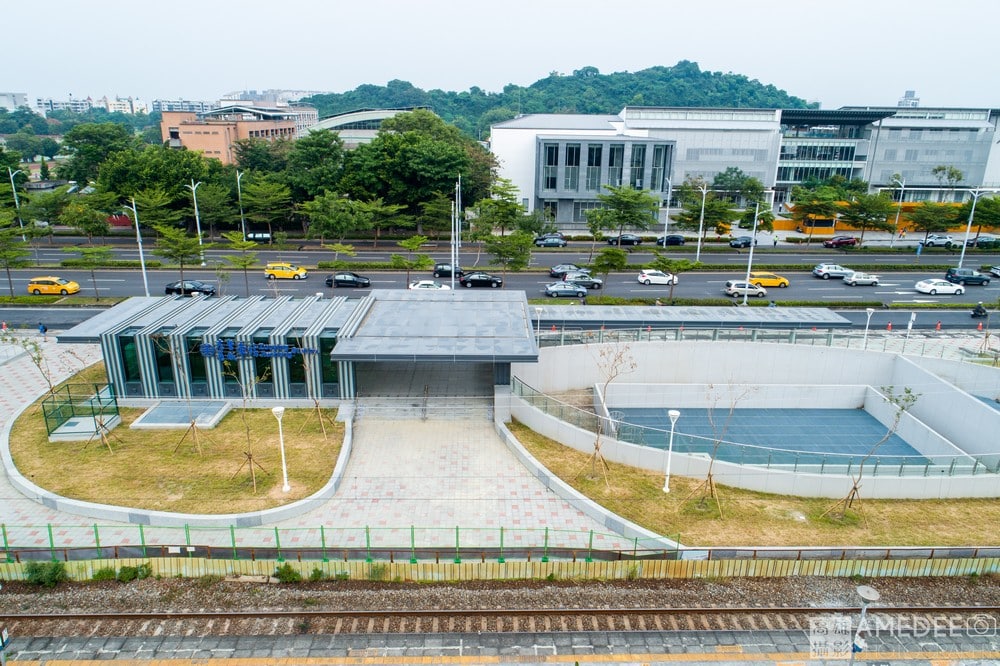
[329,290,539,362]
[533,305,852,330]
[492,114,621,130]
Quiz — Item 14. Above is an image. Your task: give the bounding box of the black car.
[432,263,464,278]
[608,233,643,246]
[325,272,371,288]
[729,236,754,248]
[656,234,685,246]
[164,280,216,296]
[549,263,587,278]
[459,272,504,288]
[534,235,568,248]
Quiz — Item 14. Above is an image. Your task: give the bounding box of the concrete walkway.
[0,334,632,553]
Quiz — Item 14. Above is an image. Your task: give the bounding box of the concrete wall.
[509,341,1000,499]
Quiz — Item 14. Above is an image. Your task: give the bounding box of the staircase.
[354,396,494,421]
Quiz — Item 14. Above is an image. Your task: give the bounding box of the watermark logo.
[810,613,997,660]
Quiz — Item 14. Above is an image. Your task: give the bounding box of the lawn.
[9,363,343,514]
[509,421,1000,548]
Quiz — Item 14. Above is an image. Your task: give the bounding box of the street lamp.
[184,179,206,266]
[742,190,774,306]
[236,170,247,239]
[958,187,997,269]
[271,406,291,492]
[662,409,681,493]
[130,198,150,297]
[694,184,709,262]
[863,307,875,349]
[7,167,26,241]
[661,176,673,241]
[848,585,880,664]
[889,176,904,249]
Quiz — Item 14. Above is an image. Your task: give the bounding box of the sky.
[7,0,999,111]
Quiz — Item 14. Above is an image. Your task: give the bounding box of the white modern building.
[490,105,1000,228]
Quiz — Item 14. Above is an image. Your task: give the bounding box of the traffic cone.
[887,322,893,331]
[936,320,942,331]
[978,321,984,331]
[551,324,556,332]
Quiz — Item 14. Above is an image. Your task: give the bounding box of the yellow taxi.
[748,272,789,288]
[27,276,81,295]
[264,262,308,280]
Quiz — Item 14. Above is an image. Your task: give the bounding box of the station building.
[58,291,849,404]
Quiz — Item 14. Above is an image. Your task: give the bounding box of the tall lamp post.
[7,167,26,241]
[958,187,996,269]
[184,179,206,266]
[694,184,709,262]
[889,176,905,249]
[271,406,291,492]
[130,198,150,297]
[236,170,247,239]
[863,307,875,350]
[661,176,673,241]
[742,190,774,306]
[662,409,681,493]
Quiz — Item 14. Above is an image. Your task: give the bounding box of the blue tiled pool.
[612,408,924,466]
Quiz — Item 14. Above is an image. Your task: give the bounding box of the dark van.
[945,267,990,286]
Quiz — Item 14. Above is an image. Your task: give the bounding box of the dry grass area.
[509,421,1000,548]
[10,364,343,514]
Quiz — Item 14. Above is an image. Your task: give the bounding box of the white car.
[914,279,964,295]
[408,280,451,291]
[812,263,852,279]
[991,266,1000,279]
[843,271,880,286]
[724,280,767,298]
[637,269,677,285]
[921,234,955,247]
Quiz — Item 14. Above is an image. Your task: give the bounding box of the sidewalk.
[0,335,634,552]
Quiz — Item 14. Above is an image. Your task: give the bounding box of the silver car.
[843,271,880,286]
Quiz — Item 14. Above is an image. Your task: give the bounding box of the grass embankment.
[10,363,342,514]
[509,421,1000,548]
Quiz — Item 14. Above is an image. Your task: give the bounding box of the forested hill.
[301,60,816,138]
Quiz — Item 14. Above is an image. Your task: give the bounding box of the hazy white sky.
[8,0,998,111]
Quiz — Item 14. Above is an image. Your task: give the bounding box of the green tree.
[931,165,964,196]
[154,224,211,288]
[354,197,407,248]
[132,187,183,228]
[59,199,109,244]
[789,185,841,245]
[957,195,1000,242]
[484,230,533,278]
[22,188,70,228]
[590,247,628,282]
[908,202,960,241]
[221,231,259,297]
[58,122,140,183]
[39,159,50,180]
[65,245,114,300]
[189,182,234,240]
[417,192,454,239]
[97,143,207,200]
[301,192,357,243]
[232,137,291,173]
[0,213,31,297]
[391,235,434,282]
[242,178,292,240]
[838,192,896,244]
[590,184,660,237]
[650,255,700,303]
[472,178,525,236]
[285,129,344,200]
[674,194,740,237]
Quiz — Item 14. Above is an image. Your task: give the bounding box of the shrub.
[116,565,139,583]
[196,573,224,588]
[274,562,302,583]
[25,561,69,588]
[92,566,117,581]
[308,567,326,582]
[136,562,153,580]
[367,563,389,581]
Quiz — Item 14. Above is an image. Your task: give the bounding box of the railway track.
[4,605,996,637]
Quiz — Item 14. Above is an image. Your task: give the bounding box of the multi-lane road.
[4,241,999,330]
